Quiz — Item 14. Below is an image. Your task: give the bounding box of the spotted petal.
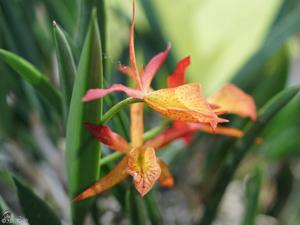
[85,123,131,153]
[158,159,174,188]
[83,84,143,102]
[167,56,190,88]
[191,123,244,138]
[144,83,227,129]
[126,147,161,197]
[73,157,129,202]
[142,44,171,90]
[208,84,257,121]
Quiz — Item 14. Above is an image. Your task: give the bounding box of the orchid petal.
[167,56,190,88]
[126,147,161,197]
[190,123,244,138]
[73,157,129,202]
[158,159,174,188]
[144,84,227,129]
[129,0,142,88]
[142,44,171,90]
[117,64,133,78]
[208,84,257,121]
[85,123,131,153]
[83,84,143,102]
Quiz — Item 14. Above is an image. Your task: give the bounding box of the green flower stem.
[99,152,123,166]
[100,97,143,124]
[99,119,172,166]
[143,119,172,141]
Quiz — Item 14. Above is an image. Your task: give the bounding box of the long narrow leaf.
[13,177,62,225]
[53,22,77,115]
[242,167,263,225]
[66,9,103,225]
[0,49,63,114]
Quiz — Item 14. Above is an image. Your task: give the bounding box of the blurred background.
[0,0,300,225]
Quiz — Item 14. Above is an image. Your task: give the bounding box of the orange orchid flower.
[82,0,226,129]
[165,56,257,143]
[73,122,197,201]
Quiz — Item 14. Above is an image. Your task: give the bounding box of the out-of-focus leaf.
[66,9,103,225]
[262,94,300,137]
[267,164,293,217]
[0,64,14,138]
[126,188,151,225]
[0,49,63,115]
[0,1,40,65]
[42,0,77,34]
[0,196,20,225]
[144,191,162,225]
[199,85,300,225]
[259,127,300,160]
[53,22,77,115]
[152,0,281,93]
[233,6,300,90]
[251,48,289,108]
[242,166,263,225]
[13,177,62,225]
[76,0,106,49]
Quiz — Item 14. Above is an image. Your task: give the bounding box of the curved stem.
[143,119,172,141]
[101,97,143,124]
[99,152,123,166]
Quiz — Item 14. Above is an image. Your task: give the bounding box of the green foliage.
[13,177,62,225]
[66,9,103,225]
[0,49,62,114]
[242,166,263,225]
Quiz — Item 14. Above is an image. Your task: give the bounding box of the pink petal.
[141,44,171,90]
[83,84,143,102]
[129,0,142,88]
[167,56,191,88]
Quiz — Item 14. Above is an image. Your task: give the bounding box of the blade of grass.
[126,188,151,225]
[242,166,263,225]
[53,21,77,116]
[144,191,162,225]
[66,9,103,225]
[13,177,62,225]
[199,85,300,225]
[0,49,63,114]
[76,0,106,49]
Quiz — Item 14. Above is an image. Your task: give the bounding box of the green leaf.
[0,49,63,114]
[199,85,300,225]
[76,0,106,49]
[144,191,162,225]
[126,188,151,225]
[13,177,62,225]
[267,164,293,217]
[66,9,103,225]
[260,127,300,160]
[233,6,300,89]
[0,196,20,225]
[53,21,77,115]
[242,166,263,225]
